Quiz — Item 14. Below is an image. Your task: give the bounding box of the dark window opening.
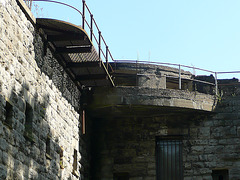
[4,101,13,128]
[212,169,229,180]
[46,136,52,159]
[72,149,79,177]
[60,146,64,169]
[156,137,183,180]
[24,103,34,142]
[113,172,129,180]
[25,103,33,130]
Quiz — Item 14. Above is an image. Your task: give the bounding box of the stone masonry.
[0,0,87,179]
[89,63,240,180]
[1,0,240,180]
[89,85,240,180]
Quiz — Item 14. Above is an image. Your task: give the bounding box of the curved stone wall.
[92,87,216,113]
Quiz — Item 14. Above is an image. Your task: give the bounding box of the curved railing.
[29,0,115,72]
[114,60,240,95]
[25,1,239,95]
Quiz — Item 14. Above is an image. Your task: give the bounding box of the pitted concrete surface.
[92,87,216,112]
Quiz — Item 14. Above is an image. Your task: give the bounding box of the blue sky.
[32,0,240,78]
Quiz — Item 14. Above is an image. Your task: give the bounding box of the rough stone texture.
[90,91,240,179]
[90,62,240,179]
[92,86,216,112]
[0,0,87,179]
[2,0,240,180]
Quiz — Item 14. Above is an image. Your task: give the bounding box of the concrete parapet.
[92,87,216,113]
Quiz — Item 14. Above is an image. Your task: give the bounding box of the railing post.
[90,14,93,41]
[98,31,101,60]
[179,64,181,90]
[215,72,218,96]
[106,46,109,71]
[82,0,85,29]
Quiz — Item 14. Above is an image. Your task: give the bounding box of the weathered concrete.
[89,63,240,179]
[92,87,216,112]
[90,91,240,180]
[111,62,194,89]
[2,0,240,180]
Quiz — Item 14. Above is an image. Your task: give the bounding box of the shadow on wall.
[34,31,88,179]
[0,31,83,179]
[34,32,81,111]
[0,82,63,179]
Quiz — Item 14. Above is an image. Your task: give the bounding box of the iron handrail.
[217,71,240,74]
[30,0,115,72]
[114,60,240,95]
[83,1,115,63]
[30,0,83,16]
[115,60,216,73]
[25,1,239,94]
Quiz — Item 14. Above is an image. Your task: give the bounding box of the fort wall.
[1,0,240,180]
[90,90,240,179]
[0,0,86,179]
[90,63,240,180]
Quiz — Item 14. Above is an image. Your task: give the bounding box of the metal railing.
[82,1,115,72]
[25,0,240,95]
[30,0,115,72]
[114,60,240,96]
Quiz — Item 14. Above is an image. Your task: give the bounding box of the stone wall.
[0,0,87,179]
[90,85,240,180]
[183,94,240,179]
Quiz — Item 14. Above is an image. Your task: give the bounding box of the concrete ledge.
[92,87,217,112]
[17,0,36,24]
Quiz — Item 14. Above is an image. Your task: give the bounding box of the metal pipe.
[216,71,240,74]
[32,0,83,16]
[215,72,218,96]
[82,0,85,29]
[106,46,109,70]
[179,64,181,90]
[90,14,93,41]
[114,60,215,73]
[98,31,101,60]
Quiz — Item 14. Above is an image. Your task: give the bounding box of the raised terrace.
[20,0,240,123]
[1,0,240,179]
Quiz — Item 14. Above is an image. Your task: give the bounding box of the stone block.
[17,96,25,113]
[191,146,204,154]
[0,164,7,179]
[2,151,10,166]
[198,154,208,162]
[198,127,210,138]
[208,139,218,145]
[0,138,7,151]
[237,126,240,136]
[192,162,204,168]
[184,162,192,170]
[218,139,227,145]
[186,155,198,161]
[184,177,193,180]
[233,119,240,126]
[0,121,3,136]
[202,175,212,180]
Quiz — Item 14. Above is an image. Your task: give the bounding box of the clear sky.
[32,0,240,79]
